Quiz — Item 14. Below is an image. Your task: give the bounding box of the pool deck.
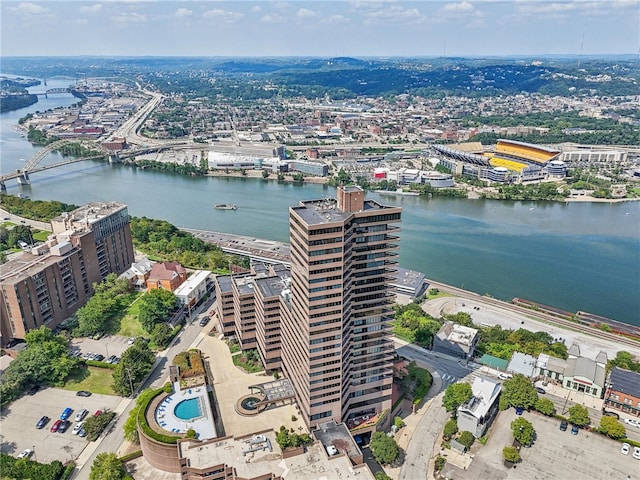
[155,383,217,440]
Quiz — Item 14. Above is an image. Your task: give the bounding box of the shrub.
[534,397,555,416]
[435,455,446,472]
[443,419,458,440]
[393,416,405,429]
[503,446,521,463]
[458,431,475,449]
[185,428,197,439]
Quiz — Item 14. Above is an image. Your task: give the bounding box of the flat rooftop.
[52,201,127,226]
[0,249,71,283]
[292,197,399,227]
[254,276,288,299]
[313,420,363,463]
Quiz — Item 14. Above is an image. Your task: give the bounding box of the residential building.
[605,367,640,417]
[146,261,187,291]
[457,377,502,438]
[433,322,478,360]
[507,352,537,378]
[174,270,212,307]
[282,185,401,430]
[0,202,134,344]
[119,257,154,290]
[392,267,427,298]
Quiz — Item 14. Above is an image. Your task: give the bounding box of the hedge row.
[118,450,143,463]
[84,360,117,369]
[136,387,180,444]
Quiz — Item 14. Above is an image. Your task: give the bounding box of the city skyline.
[1,0,638,58]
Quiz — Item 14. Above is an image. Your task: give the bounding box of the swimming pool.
[174,398,203,421]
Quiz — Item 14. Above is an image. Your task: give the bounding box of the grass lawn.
[1,221,16,227]
[63,366,118,396]
[116,293,146,337]
[32,230,50,242]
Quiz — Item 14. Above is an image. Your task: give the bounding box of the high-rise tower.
[281,185,401,429]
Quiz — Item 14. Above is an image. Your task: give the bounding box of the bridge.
[31,88,72,97]
[0,139,113,192]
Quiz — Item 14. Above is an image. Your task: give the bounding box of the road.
[72,300,215,479]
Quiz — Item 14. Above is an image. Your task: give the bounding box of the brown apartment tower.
[0,202,134,345]
[282,185,401,429]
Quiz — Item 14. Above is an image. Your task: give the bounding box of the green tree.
[151,323,174,349]
[443,382,473,415]
[534,397,555,416]
[112,339,155,396]
[369,432,399,465]
[568,404,591,427]
[510,417,535,446]
[138,289,178,333]
[393,416,405,429]
[89,452,126,480]
[374,472,393,480]
[599,416,626,439]
[457,431,475,449]
[7,224,33,248]
[502,446,521,463]
[443,419,458,440]
[498,374,538,411]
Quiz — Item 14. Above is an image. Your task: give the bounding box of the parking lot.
[442,409,639,480]
[70,334,134,361]
[0,387,121,464]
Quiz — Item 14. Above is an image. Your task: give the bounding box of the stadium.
[435,139,566,183]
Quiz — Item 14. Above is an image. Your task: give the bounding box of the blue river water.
[1,78,639,324]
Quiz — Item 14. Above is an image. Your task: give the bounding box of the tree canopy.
[138,289,178,333]
[498,374,538,411]
[568,404,591,427]
[89,452,127,480]
[534,397,555,416]
[369,432,399,465]
[0,326,78,406]
[510,417,535,446]
[443,383,473,414]
[75,274,133,336]
[599,417,626,439]
[112,338,155,396]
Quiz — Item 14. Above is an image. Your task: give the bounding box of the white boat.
[374,188,420,196]
[214,204,237,210]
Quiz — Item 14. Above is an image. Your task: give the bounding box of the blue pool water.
[174,398,202,421]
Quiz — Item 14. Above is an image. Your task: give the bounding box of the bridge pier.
[16,171,30,186]
[108,154,120,164]
[0,182,5,192]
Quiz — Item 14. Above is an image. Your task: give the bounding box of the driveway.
[441,409,638,480]
[71,335,133,359]
[0,387,121,464]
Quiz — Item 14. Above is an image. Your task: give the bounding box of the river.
[1,79,639,325]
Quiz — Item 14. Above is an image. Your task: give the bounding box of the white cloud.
[326,14,350,24]
[251,6,261,13]
[175,8,192,18]
[11,2,49,15]
[80,4,102,14]
[203,8,243,23]
[75,18,89,25]
[442,2,474,13]
[111,12,148,24]
[364,5,425,24]
[296,8,316,19]
[260,14,285,24]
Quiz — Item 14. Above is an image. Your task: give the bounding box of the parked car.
[78,427,87,437]
[536,387,546,394]
[72,421,84,435]
[571,424,579,435]
[560,420,568,431]
[602,410,620,419]
[94,410,102,417]
[515,406,524,415]
[111,356,120,364]
[127,337,135,345]
[106,355,117,364]
[57,420,71,433]
[36,415,50,429]
[74,409,89,422]
[60,407,73,420]
[17,449,33,459]
[93,354,105,362]
[621,442,631,455]
[633,446,640,460]
[26,385,39,396]
[76,390,92,397]
[199,316,210,327]
[50,419,63,432]
[624,418,640,428]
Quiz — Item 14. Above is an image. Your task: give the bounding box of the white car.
[621,442,630,455]
[624,418,640,428]
[633,446,640,460]
[72,421,84,435]
[17,449,33,459]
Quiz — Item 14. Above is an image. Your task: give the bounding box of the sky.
[1,0,638,57]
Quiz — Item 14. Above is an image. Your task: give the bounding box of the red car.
[50,419,63,432]
[94,410,102,417]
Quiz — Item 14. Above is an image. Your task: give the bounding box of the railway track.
[427,281,639,349]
